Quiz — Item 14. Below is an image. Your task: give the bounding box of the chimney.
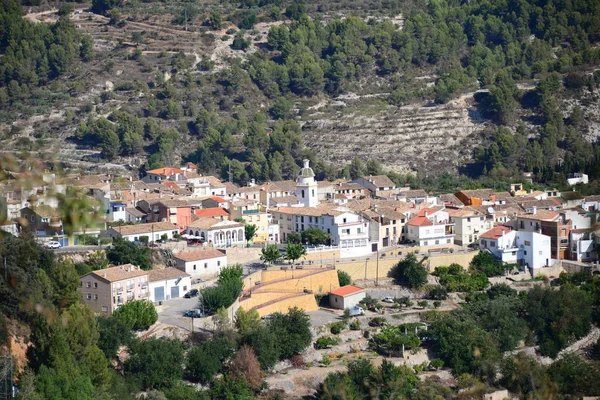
[103,272,107,278]
[490,193,496,203]
[424,211,428,218]
[532,206,537,215]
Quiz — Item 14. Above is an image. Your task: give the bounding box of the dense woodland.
[1,0,600,192]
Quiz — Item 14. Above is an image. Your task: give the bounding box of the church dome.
[298,159,315,179]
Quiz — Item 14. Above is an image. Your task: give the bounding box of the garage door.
[170,286,179,299]
[154,287,165,302]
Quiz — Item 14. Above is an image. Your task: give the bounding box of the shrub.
[427,285,448,300]
[368,317,386,327]
[349,319,361,330]
[429,358,444,370]
[200,265,244,314]
[113,300,158,330]
[321,354,331,366]
[337,270,352,287]
[330,321,346,335]
[417,300,428,308]
[433,301,441,308]
[315,337,340,349]
[389,253,427,288]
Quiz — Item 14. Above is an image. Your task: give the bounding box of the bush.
[433,301,441,308]
[200,265,244,314]
[125,338,185,389]
[330,321,346,335]
[112,300,158,330]
[369,317,386,327]
[427,285,448,300]
[337,270,352,287]
[321,354,331,366]
[417,300,428,308]
[315,337,340,349]
[429,359,444,370]
[349,319,361,330]
[389,253,428,288]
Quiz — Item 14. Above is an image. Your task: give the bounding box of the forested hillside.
[1,0,600,191]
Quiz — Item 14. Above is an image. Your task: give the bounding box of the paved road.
[156,295,209,332]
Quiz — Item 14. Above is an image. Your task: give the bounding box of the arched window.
[301,189,305,198]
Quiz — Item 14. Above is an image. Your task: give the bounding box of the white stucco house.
[173,249,228,279]
[405,208,454,247]
[185,217,245,247]
[102,222,179,242]
[479,226,552,269]
[329,285,366,310]
[148,268,192,302]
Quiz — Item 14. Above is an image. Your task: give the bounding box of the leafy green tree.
[231,32,250,51]
[210,374,254,400]
[301,227,330,246]
[125,338,184,389]
[389,253,428,288]
[337,270,352,287]
[208,12,222,30]
[235,307,262,337]
[470,251,504,277]
[429,312,501,379]
[260,244,282,265]
[285,243,307,263]
[112,300,158,331]
[200,265,244,314]
[286,232,302,244]
[244,224,258,245]
[97,315,133,360]
[500,352,556,399]
[525,284,592,357]
[267,307,312,359]
[106,238,151,270]
[244,326,281,369]
[547,353,600,397]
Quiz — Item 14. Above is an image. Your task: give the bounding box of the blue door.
[154,287,165,302]
[170,286,179,299]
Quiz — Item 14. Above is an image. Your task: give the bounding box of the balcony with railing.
[113,287,123,295]
[126,284,135,292]
[138,290,149,298]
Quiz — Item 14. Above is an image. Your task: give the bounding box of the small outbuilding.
[329,285,366,310]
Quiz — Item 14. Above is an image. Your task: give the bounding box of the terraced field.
[303,99,489,172]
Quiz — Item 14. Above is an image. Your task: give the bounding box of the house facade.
[79,264,149,315]
[405,208,454,247]
[173,249,228,279]
[186,218,245,247]
[329,285,366,310]
[449,207,494,246]
[148,268,192,302]
[479,226,552,269]
[102,222,179,242]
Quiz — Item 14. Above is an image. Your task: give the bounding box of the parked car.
[183,309,204,318]
[147,242,160,248]
[382,297,394,303]
[45,241,61,249]
[184,289,199,298]
[348,306,365,316]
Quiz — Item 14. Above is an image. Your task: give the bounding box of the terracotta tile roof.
[584,195,600,202]
[110,222,178,235]
[415,207,443,217]
[448,207,484,218]
[400,189,429,198]
[406,216,433,226]
[29,205,60,218]
[183,162,198,170]
[194,208,229,218]
[334,182,366,191]
[330,285,364,296]
[263,180,296,193]
[204,176,225,188]
[457,189,494,199]
[187,218,243,230]
[88,264,147,282]
[518,210,559,221]
[366,175,395,188]
[480,225,512,239]
[439,193,465,206]
[270,195,299,204]
[223,182,239,193]
[147,167,183,176]
[174,249,226,262]
[126,207,146,217]
[148,267,190,282]
[155,199,190,207]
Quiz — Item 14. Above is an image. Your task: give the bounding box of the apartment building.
[80,264,149,315]
[449,207,493,246]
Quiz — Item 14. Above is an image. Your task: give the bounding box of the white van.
[348,306,365,316]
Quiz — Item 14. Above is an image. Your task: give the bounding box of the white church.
[269,160,372,257]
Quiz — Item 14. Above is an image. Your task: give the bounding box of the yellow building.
[229,199,269,243]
